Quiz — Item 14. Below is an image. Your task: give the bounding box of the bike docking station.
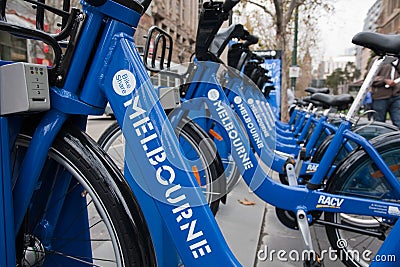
[0,62,50,115]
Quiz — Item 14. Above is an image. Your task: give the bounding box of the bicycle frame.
[1,0,243,266]
[173,58,400,259]
[177,59,400,210]
[0,117,15,267]
[2,1,400,266]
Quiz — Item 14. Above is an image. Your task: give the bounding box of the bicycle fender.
[58,123,157,267]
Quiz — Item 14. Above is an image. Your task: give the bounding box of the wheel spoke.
[50,250,115,266]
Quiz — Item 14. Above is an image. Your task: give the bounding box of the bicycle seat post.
[346,57,385,120]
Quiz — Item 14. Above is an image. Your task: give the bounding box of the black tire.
[324,131,400,267]
[14,125,156,266]
[98,120,225,215]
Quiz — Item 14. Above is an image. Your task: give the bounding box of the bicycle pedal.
[303,254,322,267]
[303,260,322,267]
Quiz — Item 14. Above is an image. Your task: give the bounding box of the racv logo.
[306,163,318,173]
[316,195,344,209]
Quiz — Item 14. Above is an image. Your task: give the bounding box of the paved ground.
[216,178,345,267]
[86,116,346,267]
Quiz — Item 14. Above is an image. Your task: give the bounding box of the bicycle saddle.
[305,87,329,95]
[311,93,354,108]
[352,32,400,56]
[303,96,323,107]
[295,98,309,107]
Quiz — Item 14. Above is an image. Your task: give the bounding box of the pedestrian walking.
[371,58,400,128]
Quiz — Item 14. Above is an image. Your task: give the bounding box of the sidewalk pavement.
[216,175,344,267]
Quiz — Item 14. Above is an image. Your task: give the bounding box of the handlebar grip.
[223,0,240,13]
[244,34,259,47]
[1,0,6,21]
[139,0,152,14]
[84,0,107,6]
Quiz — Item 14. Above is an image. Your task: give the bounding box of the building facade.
[358,0,400,78]
[357,0,381,78]
[1,1,201,66]
[376,0,400,34]
[137,0,201,64]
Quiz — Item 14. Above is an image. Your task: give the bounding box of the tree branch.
[284,0,297,26]
[244,0,275,18]
[273,0,283,35]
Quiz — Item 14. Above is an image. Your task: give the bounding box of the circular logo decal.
[208,89,220,101]
[248,98,254,105]
[112,70,136,96]
[234,96,242,104]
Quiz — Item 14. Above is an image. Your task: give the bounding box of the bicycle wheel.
[312,121,398,164]
[98,120,224,215]
[324,132,400,267]
[210,122,241,193]
[13,125,155,266]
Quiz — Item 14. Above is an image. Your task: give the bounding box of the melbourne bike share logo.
[257,238,396,263]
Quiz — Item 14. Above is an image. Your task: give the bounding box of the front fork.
[0,117,16,267]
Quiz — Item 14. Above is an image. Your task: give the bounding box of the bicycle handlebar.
[84,0,106,6]
[223,0,240,12]
[195,0,241,60]
[243,34,259,48]
[139,0,152,14]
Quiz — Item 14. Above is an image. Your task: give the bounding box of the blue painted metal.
[371,219,400,267]
[0,117,15,267]
[308,121,351,186]
[79,16,242,264]
[62,5,105,95]
[2,0,400,265]
[50,87,104,115]
[13,110,68,233]
[304,116,327,157]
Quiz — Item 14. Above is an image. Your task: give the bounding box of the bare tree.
[239,0,333,121]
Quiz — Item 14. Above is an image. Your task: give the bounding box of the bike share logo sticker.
[234,96,242,104]
[207,89,220,101]
[112,70,136,96]
[316,195,344,209]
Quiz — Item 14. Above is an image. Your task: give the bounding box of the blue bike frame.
[175,59,400,262]
[2,0,400,266]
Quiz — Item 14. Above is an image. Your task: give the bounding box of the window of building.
[0,32,27,62]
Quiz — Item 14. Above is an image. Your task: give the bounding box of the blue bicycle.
[2,1,400,267]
